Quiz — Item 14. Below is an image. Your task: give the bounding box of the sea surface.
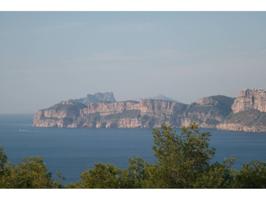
[0,114,266,183]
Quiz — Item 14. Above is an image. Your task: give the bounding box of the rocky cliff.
[33,96,187,128]
[217,89,266,132]
[33,89,266,132]
[181,95,234,128]
[217,110,266,132]
[232,89,266,113]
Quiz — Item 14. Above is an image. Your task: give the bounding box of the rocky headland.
[33,89,266,132]
[217,89,266,132]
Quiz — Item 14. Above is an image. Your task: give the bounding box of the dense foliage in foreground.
[1,124,266,188]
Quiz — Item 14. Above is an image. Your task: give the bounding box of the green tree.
[127,158,146,182]
[121,157,150,188]
[234,161,266,188]
[0,147,7,172]
[0,147,12,188]
[9,157,55,188]
[78,163,123,188]
[54,170,66,188]
[152,123,215,188]
[193,158,236,188]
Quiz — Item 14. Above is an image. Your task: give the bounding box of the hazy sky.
[0,12,266,114]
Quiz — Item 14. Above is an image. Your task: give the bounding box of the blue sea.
[0,114,266,183]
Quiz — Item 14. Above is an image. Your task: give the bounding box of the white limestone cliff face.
[217,123,266,133]
[217,89,266,133]
[80,99,177,117]
[33,98,185,128]
[232,89,266,113]
[81,101,140,117]
[33,89,266,132]
[33,92,233,129]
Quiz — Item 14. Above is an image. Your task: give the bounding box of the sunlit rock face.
[217,89,266,133]
[33,98,187,128]
[217,109,266,133]
[33,100,86,128]
[33,91,188,129]
[33,92,231,129]
[232,89,266,113]
[33,89,266,132]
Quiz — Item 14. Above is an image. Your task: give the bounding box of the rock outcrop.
[232,89,266,113]
[217,89,266,132]
[217,110,266,132]
[33,89,266,132]
[181,95,234,128]
[34,97,187,128]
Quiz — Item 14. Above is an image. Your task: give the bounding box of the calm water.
[0,114,266,183]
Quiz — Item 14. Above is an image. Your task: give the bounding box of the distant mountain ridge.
[148,95,177,102]
[75,92,116,104]
[33,89,266,132]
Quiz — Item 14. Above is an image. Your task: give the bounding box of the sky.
[0,12,266,114]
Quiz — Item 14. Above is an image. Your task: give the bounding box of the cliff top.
[240,88,266,96]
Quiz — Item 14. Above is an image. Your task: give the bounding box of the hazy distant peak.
[149,94,177,102]
[195,95,234,106]
[76,92,116,105]
[86,92,116,100]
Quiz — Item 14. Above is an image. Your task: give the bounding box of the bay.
[0,114,266,183]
